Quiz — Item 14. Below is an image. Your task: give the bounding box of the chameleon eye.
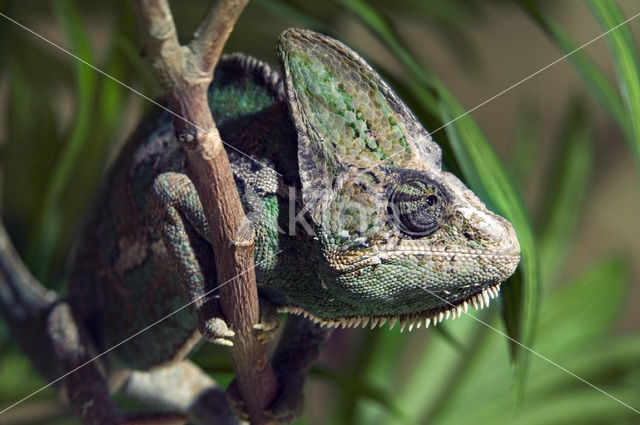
[388,179,446,237]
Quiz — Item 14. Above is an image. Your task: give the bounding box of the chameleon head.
[278,28,520,328]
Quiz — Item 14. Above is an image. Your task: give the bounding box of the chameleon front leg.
[149,172,236,346]
[149,172,280,346]
[47,302,188,425]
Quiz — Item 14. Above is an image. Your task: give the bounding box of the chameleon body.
[69,28,519,389]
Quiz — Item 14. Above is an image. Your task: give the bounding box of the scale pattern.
[68,30,520,370]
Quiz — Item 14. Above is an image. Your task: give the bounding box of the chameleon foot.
[199,317,236,347]
[253,298,280,344]
[226,372,304,425]
[199,298,279,347]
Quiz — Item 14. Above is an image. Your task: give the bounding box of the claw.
[199,317,235,347]
[210,338,234,347]
[253,323,274,331]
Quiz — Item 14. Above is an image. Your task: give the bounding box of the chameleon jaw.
[279,283,502,332]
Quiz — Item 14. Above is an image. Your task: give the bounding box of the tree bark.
[130,1,278,423]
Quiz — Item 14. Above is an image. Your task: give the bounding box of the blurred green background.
[1,0,639,424]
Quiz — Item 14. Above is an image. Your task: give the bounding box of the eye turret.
[388,179,447,237]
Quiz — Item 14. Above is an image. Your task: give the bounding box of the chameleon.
[3,28,520,424]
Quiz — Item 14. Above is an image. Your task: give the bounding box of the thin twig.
[0,222,58,382]
[130,1,278,423]
[191,0,246,73]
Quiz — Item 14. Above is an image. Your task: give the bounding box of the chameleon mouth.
[279,283,501,332]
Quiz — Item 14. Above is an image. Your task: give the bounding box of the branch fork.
[130,1,278,423]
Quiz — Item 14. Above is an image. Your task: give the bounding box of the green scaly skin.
[67,28,519,406]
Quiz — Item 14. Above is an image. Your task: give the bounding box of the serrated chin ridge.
[279,284,501,332]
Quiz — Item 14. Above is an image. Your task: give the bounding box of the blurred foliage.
[0,0,639,424]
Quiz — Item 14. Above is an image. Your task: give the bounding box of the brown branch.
[129,1,278,424]
[0,222,59,382]
[190,1,246,72]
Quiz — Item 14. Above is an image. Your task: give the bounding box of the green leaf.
[587,0,640,174]
[536,99,594,285]
[254,0,333,34]
[516,386,639,425]
[335,328,408,424]
[0,347,56,405]
[517,1,631,140]
[334,0,437,89]
[409,317,493,424]
[509,103,539,186]
[437,89,539,398]
[312,366,415,425]
[525,337,640,410]
[27,0,97,281]
[537,257,628,353]
[47,7,136,282]
[418,256,635,425]
[4,61,61,255]
[518,0,640,207]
